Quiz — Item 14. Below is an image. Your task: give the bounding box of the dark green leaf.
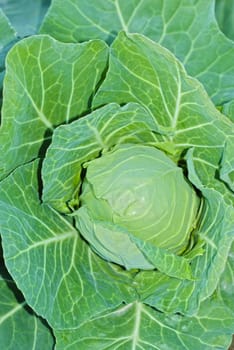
[0,0,51,37]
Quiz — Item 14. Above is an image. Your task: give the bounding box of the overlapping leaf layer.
[0,1,233,349]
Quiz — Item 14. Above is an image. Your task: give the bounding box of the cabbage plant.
[0,1,234,350]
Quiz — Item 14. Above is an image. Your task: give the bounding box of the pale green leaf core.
[76,143,200,269]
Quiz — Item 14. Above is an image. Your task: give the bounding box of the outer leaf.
[222,99,234,123]
[0,35,108,179]
[0,0,51,37]
[42,102,160,212]
[94,31,234,203]
[217,241,234,315]
[54,301,234,350]
[0,9,16,97]
[0,160,137,329]
[0,9,15,46]
[220,135,234,192]
[40,0,234,105]
[0,9,16,70]
[215,0,234,41]
[0,276,54,350]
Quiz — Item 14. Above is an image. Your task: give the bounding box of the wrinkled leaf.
[40,0,234,105]
[54,301,233,350]
[0,274,54,349]
[0,35,108,179]
[0,160,137,329]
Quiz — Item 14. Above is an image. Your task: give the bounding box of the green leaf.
[215,0,234,41]
[0,9,16,68]
[222,99,234,123]
[0,9,16,97]
[129,235,193,280]
[42,102,160,212]
[217,241,234,315]
[0,0,51,37]
[0,35,108,179]
[40,0,234,105]
[74,206,156,270]
[220,135,234,192]
[0,160,137,329]
[94,31,233,202]
[0,274,54,350]
[54,301,233,350]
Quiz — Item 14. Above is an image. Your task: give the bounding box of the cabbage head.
[77,143,200,269]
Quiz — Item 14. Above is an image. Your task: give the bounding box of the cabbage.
[76,144,200,269]
[0,1,234,349]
